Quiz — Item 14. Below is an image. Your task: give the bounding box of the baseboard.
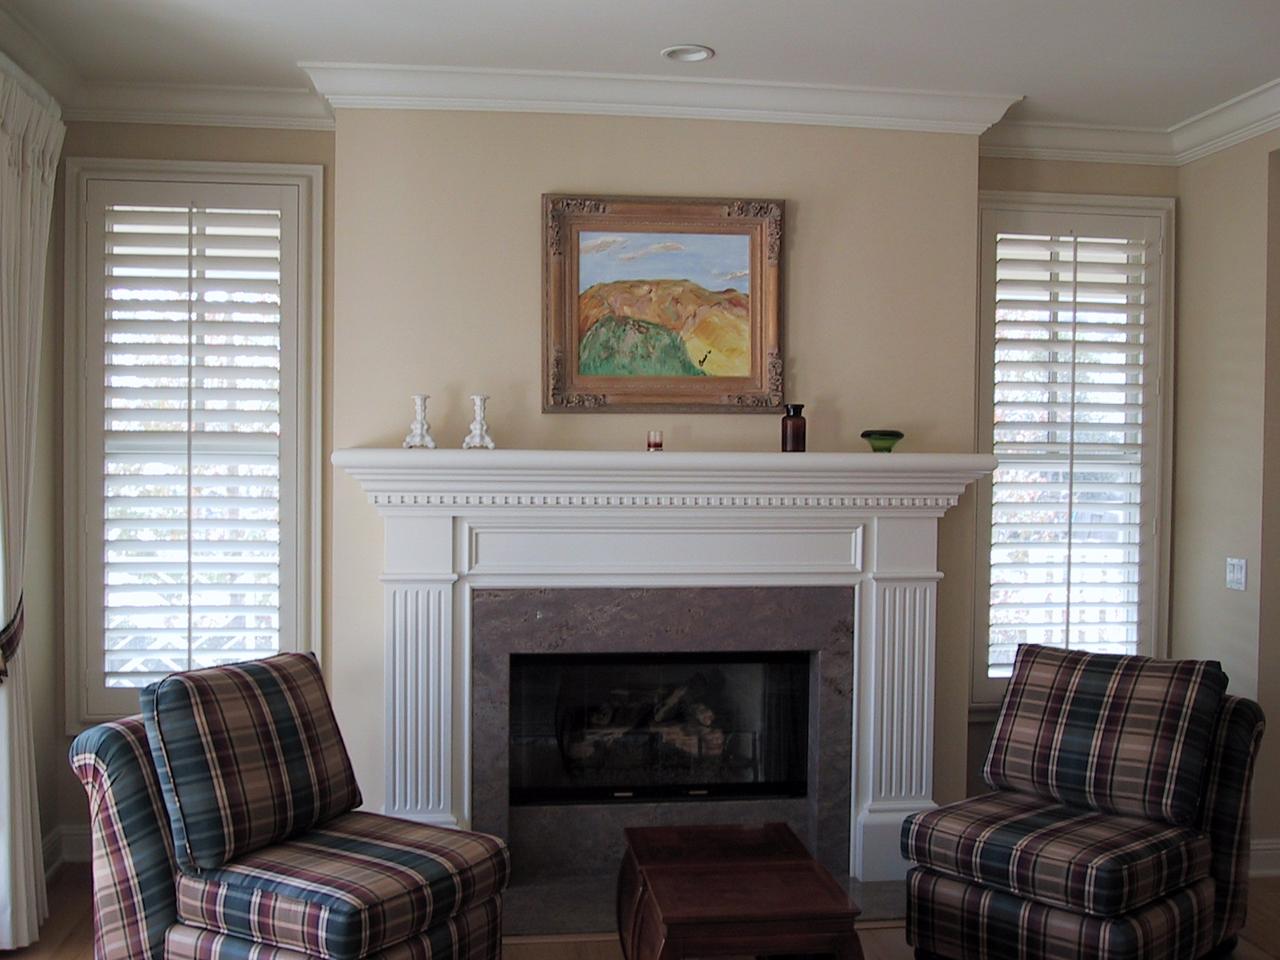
[42,824,92,880]
[1251,838,1280,876]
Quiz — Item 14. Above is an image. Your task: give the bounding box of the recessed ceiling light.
[661,44,715,63]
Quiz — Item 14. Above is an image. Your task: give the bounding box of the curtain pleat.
[0,55,65,948]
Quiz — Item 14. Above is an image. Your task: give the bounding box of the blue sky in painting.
[578,231,750,294]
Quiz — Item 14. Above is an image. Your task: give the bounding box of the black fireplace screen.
[509,652,809,804]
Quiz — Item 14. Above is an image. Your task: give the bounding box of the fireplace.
[471,586,853,879]
[509,652,810,804]
[333,447,994,882]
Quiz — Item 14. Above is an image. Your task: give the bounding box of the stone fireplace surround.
[471,586,854,878]
[333,448,993,882]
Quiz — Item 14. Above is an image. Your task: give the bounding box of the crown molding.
[0,9,332,132]
[301,62,1021,134]
[0,6,78,106]
[979,121,1176,165]
[981,76,1280,166]
[60,82,334,130]
[1168,76,1280,164]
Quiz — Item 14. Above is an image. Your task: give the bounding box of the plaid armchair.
[71,653,510,960]
[902,644,1265,960]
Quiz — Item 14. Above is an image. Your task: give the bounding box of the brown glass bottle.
[781,403,806,452]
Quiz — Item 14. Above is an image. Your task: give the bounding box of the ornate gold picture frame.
[542,194,783,412]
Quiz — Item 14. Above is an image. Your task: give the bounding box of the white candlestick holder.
[402,394,437,449]
[462,394,496,449]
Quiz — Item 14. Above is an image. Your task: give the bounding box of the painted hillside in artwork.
[577,232,751,378]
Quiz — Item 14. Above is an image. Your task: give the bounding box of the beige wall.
[30,114,1279,856]
[33,121,335,841]
[1174,132,1280,844]
[1256,149,1280,844]
[332,109,983,814]
[1172,131,1280,701]
[979,156,1179,197]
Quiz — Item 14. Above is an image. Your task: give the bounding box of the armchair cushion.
[907,867,1216,960]
[142,653,362,872]
[173,811,510,960]
[983,644,1227,826]
[902,790,1211,917]
[164,896,502,960]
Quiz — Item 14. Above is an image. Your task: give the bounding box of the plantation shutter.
[82,178,302,707]
[978,202,1170,685]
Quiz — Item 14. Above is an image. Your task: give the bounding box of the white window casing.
[64,159,322,725]
[973,193,1174,705]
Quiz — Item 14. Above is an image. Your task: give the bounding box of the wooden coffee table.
[617,823,863,960]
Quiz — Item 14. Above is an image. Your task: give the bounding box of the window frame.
[972,191,1176,706]
[63,158,323,728]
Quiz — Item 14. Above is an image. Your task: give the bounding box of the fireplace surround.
[333,448,993,881]
[473,587,852,877]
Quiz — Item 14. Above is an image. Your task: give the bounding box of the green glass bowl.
[860,429,904,453]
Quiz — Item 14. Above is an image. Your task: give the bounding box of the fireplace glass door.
[509,652,809,804]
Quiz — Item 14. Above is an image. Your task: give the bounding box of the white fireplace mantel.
[334,448,994,881]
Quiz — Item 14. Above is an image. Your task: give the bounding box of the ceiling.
[5,0,1280,135]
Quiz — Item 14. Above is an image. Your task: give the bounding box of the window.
[65,160,322,722]
[974,193,1174,703]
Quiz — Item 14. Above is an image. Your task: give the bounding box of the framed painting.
[542,194,783,412]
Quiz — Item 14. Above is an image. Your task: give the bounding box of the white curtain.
[0,53,64,949]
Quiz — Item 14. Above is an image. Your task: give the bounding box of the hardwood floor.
[9,866,1279,960]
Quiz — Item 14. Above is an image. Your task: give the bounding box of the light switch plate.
[1226,557,1247,591]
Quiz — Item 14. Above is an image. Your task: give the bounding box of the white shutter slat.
[995,238,1147,257]
[106,254,280,274]
[107,319,279,339]
[994,299,1147,316]
[986,227,1153,673]
[109,276,281,297]
[106,231,282,252]
[105,495,279,510]
[996,279,1145,298]
[106,208,281,231]
[100,200,284,687]
[997,260,1143,279]
[108,386,281,403]
[107,301,282,318]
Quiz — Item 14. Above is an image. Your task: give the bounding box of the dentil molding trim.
[301,62,1021,135]
[331,449,997,516]
[980,77,1280,166]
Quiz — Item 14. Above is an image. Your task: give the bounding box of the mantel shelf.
[332,448,996,512]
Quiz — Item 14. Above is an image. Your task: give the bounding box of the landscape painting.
[577,231,751,378]
[543,194,784,412]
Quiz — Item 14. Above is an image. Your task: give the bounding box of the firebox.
[509,652,810,804]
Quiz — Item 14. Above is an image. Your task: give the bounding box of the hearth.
[509,652,809,804]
